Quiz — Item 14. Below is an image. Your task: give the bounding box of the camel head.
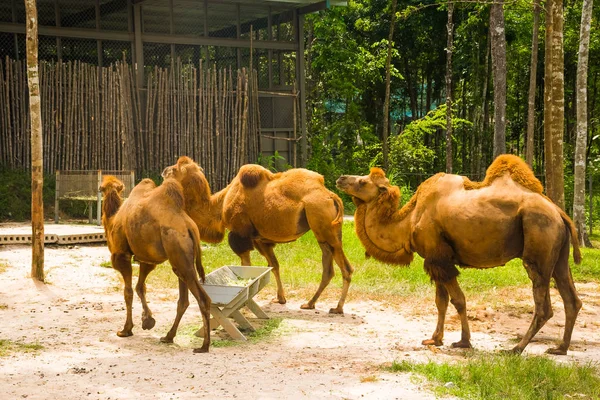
[99,175,125,228]
[162,156,225,243]
[336,168,396,204]
[161,156,204,181]
[99,175,124,196]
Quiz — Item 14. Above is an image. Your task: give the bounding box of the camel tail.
[189,228,206,282]
[332,193,344,228]
[558,208,581,264]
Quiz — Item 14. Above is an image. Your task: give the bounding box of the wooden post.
[54,170,59,223]
[96,170,102,225]
[25,0,45,282]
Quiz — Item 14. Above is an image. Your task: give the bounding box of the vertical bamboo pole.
[25,0,44,282]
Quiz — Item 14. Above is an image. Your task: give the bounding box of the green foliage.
[257,151,292,172]
[388,354,600,399]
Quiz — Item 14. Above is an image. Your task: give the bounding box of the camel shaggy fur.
[336,154,582,355]
[100,175,212,353]
[162,156,354,314]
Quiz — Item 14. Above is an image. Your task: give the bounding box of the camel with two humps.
[336,155,582,355]
[162,156,354,314]
[100,175,212,353]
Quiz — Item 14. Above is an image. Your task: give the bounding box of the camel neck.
[354,201,414,266]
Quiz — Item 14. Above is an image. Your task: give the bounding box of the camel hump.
[465,155,543,193]
[160,179,185,209]
[238,164,272,188]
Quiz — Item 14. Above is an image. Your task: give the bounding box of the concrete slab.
[0,222,106,245]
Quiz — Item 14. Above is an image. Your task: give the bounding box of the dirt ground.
[1,244,599,400]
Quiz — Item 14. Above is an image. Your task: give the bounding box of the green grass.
[388,353,600,399]
[0,262,8,275]
[0,339,44,357]
[100,221,600,303]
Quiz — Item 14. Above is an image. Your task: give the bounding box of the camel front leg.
[136,262,157,330]
[422,281,449,346]
[112,253,134,337]
[444,278,472,349]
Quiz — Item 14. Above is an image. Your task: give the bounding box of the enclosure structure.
[0,0,346,189]
[55,169,135,224]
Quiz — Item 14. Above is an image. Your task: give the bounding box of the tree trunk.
[526,2,541,168]
[574,0,593,247]
[477,29,491,179]
[544,0,566,209]
[25,0,44,282]
[382,0,398,171]
[445,2,454,173]
[490,0,507,159]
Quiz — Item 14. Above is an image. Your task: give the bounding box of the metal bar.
[0,22,299,51]
[133,5,144,88]
[295,11,307,166]
[236,3,241,69]
[96,0,103,67]
[54,0,62,60]
[169,0,175,62]
[142,33,298,51]
[0,22,132,41]
[204,0,209,63]
[268,6,273,89]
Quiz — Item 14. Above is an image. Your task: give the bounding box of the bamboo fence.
[0,57,260,190]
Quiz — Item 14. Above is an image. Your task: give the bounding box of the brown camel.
[336,154,582,355]
[99,175,212,353]
[162,156,354,314]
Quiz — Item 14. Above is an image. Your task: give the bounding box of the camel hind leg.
[160,278,190,344]
[546,238,582,355]
[253,240,286,304]
[511,259,554,354]
[111,253,134,337]
[305,203,353,314]
[136,262,157,330]
[301,241,335,311]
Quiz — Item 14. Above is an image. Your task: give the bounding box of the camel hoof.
[159,336,173,344]
[546,347,567,356]
[117,330,133,338]
[451,340,472,349]
[300,303,315,310]
[328,307,344,315]
[422,339,443,346]
[272,297,286,305]
[142,317,156,330]
[502,347,523,355]
[193,346,209,354]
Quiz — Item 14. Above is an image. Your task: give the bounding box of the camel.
[162,156,354,314]
[336,154,582,355]
[99,175,212,353]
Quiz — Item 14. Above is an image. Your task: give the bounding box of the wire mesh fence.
[0,0,303,178]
